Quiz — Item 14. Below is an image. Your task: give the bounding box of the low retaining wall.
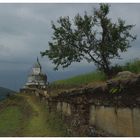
[89,106,140,136]
[54,101,140,136]
[40,73,140,136]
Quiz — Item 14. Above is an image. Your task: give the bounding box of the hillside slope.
[0,87,15,100]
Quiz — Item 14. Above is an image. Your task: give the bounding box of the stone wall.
[89,106,140,136]
[38,72,140,136]
[54,101,140,136]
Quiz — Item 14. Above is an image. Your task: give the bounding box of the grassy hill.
[0,87,15,100]
[53,71,107,86]
[52,60,140,86]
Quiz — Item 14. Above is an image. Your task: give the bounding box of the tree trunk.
[102,64,112,79]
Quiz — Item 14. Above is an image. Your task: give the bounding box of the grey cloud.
[0,44,10,52]
[0,3,139,91]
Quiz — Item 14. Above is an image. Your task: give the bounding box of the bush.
[122,59,140,73]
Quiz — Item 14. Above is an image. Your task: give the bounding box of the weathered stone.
[88,126,96,136]
[67,104,71,116]
[106,80,120,88]
[133,108,140,136]
[62,102,67,114]
[57,102,62,112]
[117,71,136,79]
[89,106,96,125]
[117,108,133,136]
[45,72,140,136]
[93,86,104,93]
[95,106,118,136]
[85,88,95,94]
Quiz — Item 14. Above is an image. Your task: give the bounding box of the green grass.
[0,106,22,136]
[21,94,67,136]
[52,71,107,87]
[45,108,68,136]
[122,59,140,73]
[0,93,68,137]
[0,94,32,136]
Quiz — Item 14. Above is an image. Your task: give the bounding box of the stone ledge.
[50,72,140,107]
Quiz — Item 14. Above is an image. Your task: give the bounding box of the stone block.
[117,108,133,136]
[62,102,67,114]
[57,102,62,112]
[133,108,140,136]
[89,105,96,125]
[67,103,71,116]
[95,106,118,135]
[61,102,71,116]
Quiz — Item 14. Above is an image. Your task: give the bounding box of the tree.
[41,4,136,77]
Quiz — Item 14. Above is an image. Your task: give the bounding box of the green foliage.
[109,87,122,94]
[52,71,106,87]
[122,59,140,73]
[41,3,136,76]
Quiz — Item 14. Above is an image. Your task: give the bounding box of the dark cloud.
[0,3,139,91]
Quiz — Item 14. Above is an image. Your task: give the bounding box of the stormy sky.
[0,3,140,91]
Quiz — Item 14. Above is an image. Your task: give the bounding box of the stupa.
[20,58,47,93]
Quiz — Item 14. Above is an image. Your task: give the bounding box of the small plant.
[109,86,122,94]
